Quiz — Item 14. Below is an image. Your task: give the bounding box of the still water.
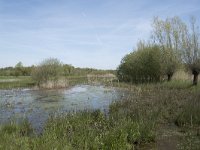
[0,85,124,131]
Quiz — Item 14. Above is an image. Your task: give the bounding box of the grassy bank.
[0,109,156,149]
[0,76,88,89]
[0,75,115,89]
[0,111,155,150]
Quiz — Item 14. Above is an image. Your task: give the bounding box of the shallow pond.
[0,85,125,131]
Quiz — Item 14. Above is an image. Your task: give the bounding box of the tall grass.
[0,110,156,149]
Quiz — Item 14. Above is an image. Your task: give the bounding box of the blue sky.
[0,0,200,69]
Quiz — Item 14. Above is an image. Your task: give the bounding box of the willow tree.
[152,17,185,81]
[181,17,200,85]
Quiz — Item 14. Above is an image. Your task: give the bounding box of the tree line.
[0,62,34,76]
[0,59,114,88]
[0,61,113,77]
[117,16,200,85]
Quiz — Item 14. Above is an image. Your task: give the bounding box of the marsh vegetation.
[0,81,199,149]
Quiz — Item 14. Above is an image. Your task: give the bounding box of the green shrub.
[117,44,162,83]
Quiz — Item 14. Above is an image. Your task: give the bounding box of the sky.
[0,0,200,69]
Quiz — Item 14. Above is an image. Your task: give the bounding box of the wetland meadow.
[1,1,200,149]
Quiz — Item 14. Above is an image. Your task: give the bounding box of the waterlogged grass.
[0,76,85,90]
[0,76,88,89]
[0,76,32,80]
[66,76,88,86]
[0,76,35,89]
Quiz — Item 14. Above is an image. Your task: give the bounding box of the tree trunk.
[193,73,199,86]
[167,74,172,81]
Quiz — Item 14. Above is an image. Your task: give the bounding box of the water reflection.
[0,85,124,131]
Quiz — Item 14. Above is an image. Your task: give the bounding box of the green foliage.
[0,66,34,76]
[15,62,23,68]
[147,17,184,80]
[118,16,199,83]
[31,58,63,86]
[160,48,180,80]
[152,16,200,84]
[181,17,200,85]
[14,62,24,77]
[63,64,75,76]
[117,44,162,83]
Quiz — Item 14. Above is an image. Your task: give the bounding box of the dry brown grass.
[172,70,192,81]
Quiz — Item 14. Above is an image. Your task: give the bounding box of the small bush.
[31,58,64,88]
